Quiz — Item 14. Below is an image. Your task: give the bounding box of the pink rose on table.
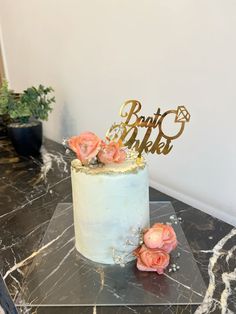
[143,223,177,253]
[134,245,170,274]
[98,141,126,164]
[68,132,102,164]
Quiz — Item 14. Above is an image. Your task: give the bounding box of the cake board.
[16,202,206,307]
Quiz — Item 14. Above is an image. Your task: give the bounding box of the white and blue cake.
[71,157,149,264]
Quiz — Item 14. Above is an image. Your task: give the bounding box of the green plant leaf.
[0,82,56,123]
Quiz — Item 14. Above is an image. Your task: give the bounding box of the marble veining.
[0,138,235,314]
[38,146,68,182]
[195,228,236,314]
[3,223,74,281]
[12,202,205,307]
[0,305,5,314]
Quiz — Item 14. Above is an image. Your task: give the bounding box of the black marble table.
[0,137,235,314]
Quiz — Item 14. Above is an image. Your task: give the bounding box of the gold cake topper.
[107,100,190,157]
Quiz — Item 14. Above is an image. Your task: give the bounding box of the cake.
[68,128,178,273]
[67,99,188,271]
[71,156,150,264]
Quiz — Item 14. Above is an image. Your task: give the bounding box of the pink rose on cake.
[134,245,170,274]
[68,132,102,165]
[143,223,177,253]
[98,141,126,164]
[68,132,126,165]
[133,223,177,274]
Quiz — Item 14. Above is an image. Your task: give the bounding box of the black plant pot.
[8,121,42,157]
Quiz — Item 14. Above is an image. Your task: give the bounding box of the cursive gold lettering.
[120,100,141,127]
[107,100,190,157]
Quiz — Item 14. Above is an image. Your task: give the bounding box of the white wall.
[0,0,235,225]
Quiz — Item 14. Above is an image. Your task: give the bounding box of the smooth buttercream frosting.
[71,157,150,264]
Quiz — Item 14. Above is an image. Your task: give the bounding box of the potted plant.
[0,80,12,138]
[0,81,55,156]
